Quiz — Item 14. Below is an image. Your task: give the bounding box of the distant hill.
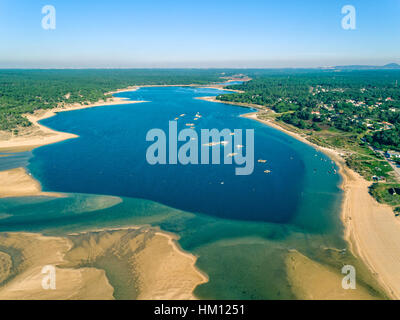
[383,63,400,69]
[333,63,400,70]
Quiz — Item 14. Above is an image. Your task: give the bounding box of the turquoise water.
[0,86,349,299]
[0,151,31,171]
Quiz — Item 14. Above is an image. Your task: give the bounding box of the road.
[370,146,400,183]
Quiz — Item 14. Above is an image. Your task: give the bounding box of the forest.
[2,69,400,152]
[0,69,229,131]
[218,70,400,150]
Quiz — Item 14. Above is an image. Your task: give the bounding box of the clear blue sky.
[0,0,399,68]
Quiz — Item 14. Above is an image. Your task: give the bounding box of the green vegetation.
[218,69,400,206]
[2,68,400,209]
[369,183,400,207]
[218,70,400,143]
[0,69,230,131]
[346,156,393,181]
[366,128,400,151]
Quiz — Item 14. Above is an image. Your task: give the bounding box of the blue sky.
[0,0,399,68]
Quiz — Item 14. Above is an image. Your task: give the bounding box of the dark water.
[0,86,369,299]
[28,87,340,226]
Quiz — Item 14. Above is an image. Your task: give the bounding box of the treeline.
[0,69,229,131]
[217,70,400,149]
[367,127,400,151]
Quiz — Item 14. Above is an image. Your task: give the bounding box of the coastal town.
[217,71,400,215]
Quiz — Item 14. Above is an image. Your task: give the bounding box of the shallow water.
[0,86,382,299]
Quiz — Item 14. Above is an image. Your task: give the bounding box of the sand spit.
[0,232,114,300]
[0,227,207,300]
[285,251,378,300]
[0,97,146,152]
[0,167,60,198]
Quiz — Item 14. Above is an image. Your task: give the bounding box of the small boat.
[203,142,220,147]
[236,145,244,149]
[180,114,185,117]
[174,117,179,120]
[227,153,238,157]
[264,170,271,174]
[186,123,195,126]
[221,141,229,146]
[258,159,267,163]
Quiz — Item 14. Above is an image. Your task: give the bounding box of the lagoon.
[0,86,362,299]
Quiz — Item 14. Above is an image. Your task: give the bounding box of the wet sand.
[0,228,207,300]
[242,112,400,299]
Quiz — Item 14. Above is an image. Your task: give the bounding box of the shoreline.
[0,84,217,299]
[241,112,400,299]
[0,82,240,153]
[0,97,147,152]
[3,82,396,299]
[0,167,62,199]
[66,225,209,288]
[0,227,206,300]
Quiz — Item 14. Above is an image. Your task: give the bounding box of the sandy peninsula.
[0,90,207,299]
[0,167,60,198]
[0,97,146,152]
[285,250,378,300]
[3,82,395,300]
[0,228,206,300]
[242,112,400,299]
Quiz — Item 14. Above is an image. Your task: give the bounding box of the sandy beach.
[0,97,146,152]
[196,96,257,107]
[0,83,240,153]
[242,112,400,299]
[0,89,208,299]
[107,81,248,96]
[2,84,398,299]
[0,228,206,300]
[285,250,378,300]
[0,167,60,198]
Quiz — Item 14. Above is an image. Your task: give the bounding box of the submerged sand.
[0,232,114,300]
[285,251,377,300]
[0,228,207,300]
[2,84,398,299]
[243,112,400,299]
